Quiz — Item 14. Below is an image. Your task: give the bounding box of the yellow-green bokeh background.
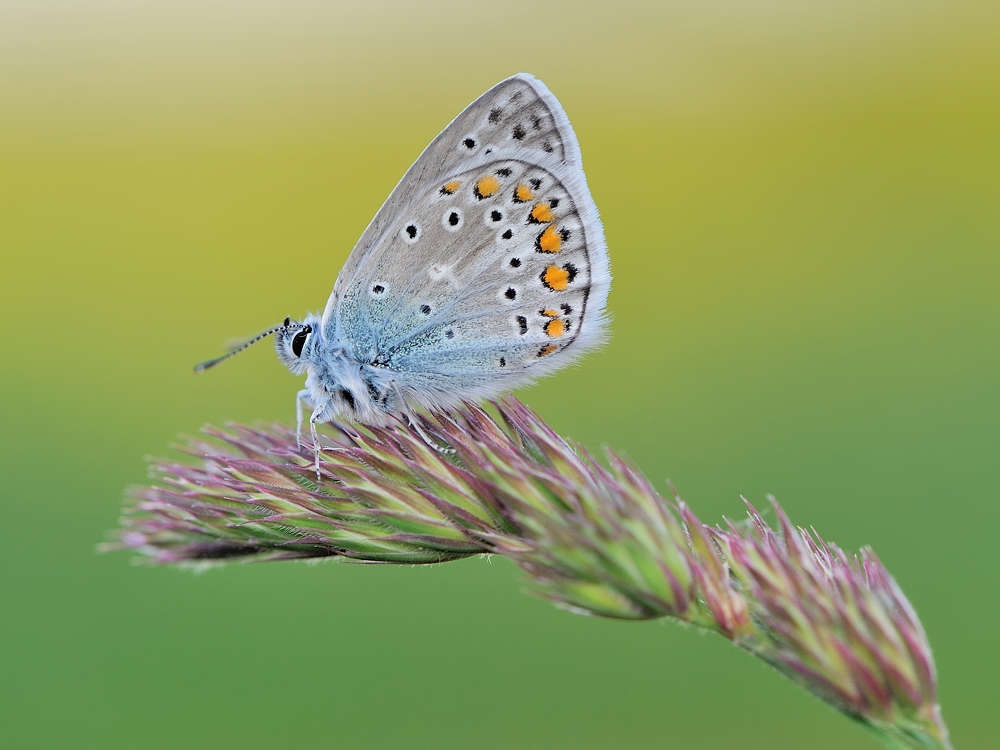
[1,2,997,747]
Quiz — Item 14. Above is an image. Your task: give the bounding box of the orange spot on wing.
[544,319,566,338]
[475,175,500,198]
[542,264,570,291]
[441,181,461,194]
[541,308,559,318]
[537,224,562,252]
[538,344,558,357]
[514,183,534,202]
[530,203,554,223]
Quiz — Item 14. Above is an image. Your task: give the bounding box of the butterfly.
[198,73,611,458]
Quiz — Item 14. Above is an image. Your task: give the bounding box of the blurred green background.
[1,1,997,747]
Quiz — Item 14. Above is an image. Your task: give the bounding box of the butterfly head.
[274,314,321,375]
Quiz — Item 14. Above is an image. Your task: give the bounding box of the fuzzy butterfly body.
[201,74,610,439]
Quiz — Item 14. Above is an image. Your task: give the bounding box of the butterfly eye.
[291,327,311,358]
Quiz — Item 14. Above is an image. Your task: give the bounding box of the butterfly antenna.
[194,317,292,373]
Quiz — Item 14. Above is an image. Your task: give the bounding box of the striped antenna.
[194,317,299,373]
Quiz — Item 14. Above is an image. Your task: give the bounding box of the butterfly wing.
[328,75,610,411]
[323,73,583,326]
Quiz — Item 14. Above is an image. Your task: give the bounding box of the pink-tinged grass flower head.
[110,398,951,750]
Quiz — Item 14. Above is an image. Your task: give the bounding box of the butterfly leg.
[390,380,455,455]
[309,412,322,481]
[407,414,456,456]
[295,389,310,449]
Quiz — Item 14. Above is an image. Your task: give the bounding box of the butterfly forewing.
[326,74,580,324]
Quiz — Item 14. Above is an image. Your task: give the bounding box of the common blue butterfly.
[198,74,611,460]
